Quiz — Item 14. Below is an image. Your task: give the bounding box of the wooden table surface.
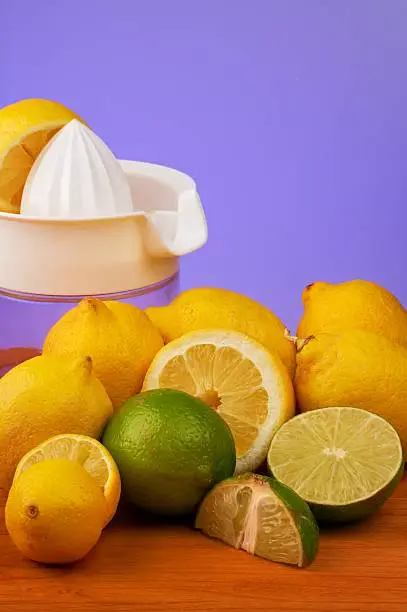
[1,475,407,612]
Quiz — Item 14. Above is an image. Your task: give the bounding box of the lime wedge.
[267,406,404,523]
[195,473,319,567]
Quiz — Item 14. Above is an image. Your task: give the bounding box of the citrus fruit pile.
[0,99,406,570]
[0,277,405,569]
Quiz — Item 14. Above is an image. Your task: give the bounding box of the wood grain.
[1,475,407,612]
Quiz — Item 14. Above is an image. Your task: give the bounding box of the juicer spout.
[119,159,208,259]
[144,189,208,258]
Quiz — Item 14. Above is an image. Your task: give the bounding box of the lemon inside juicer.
[0,156,208,376]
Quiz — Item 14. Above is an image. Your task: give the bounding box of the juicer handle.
[144,189,208,258]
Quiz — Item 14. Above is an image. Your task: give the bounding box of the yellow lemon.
[0,354,113,501]
[0,196,18,213]
[145,288,296,378]
[6,459,106,564]
[294,329,407,452]
[297,279,407,346]
[14,434,121,526]
[142,329,295,473]
[0,98,84,213]
[43,298,164,410]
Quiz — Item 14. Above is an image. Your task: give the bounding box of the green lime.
[195,472,318,567]
[102,388,236,516]
[267,406,404,523]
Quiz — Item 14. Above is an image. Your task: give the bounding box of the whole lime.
[102,389,236,516]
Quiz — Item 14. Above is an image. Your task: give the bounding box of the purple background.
[2,0,407,330]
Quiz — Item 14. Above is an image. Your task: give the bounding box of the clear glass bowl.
[0,272,179,377]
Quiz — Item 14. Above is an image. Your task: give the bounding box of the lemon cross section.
[142,329,295,473]
[0,98,84,213]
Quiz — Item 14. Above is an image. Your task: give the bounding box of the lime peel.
[195,473,319,568]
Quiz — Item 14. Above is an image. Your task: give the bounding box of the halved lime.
[267,406,404,523]
[195,473,319,567]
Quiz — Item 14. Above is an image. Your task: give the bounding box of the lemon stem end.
[284,329,314,353]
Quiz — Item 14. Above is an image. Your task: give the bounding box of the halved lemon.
[13,434,121,526]
[0,98,84,213]
[142,329,295,473]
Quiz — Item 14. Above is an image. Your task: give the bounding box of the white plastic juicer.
[0,120,207,375]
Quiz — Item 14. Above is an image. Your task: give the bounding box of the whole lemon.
[297,279,407,345]
[43,298,164,409]
[6,459,106,564]
[294,329,407,452]
[13,434,121,528]
[145,288,295,377]
[0,354,112,501]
